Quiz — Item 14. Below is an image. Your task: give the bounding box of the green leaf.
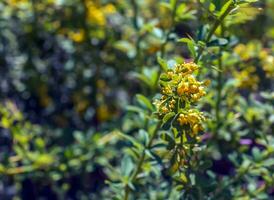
[162,132,175,150]
[148,150,163,164]
[199,160,213,170]
[163,112,175,124]
[239,159,251,174]
[190,173,196,185]
[73,131,85,144]
[237,0,258,4]
[187,42,196,58]
[136,94,154,111]
[145,149,154,159]
[138,129,149,146]
[121,155,134,177]
[157,56,168,72]
[197,41,206,48]
[207,38,228,47]
[178,37,192,43]
[263,158,274,167]
[131,72,152,88]
[128,182,135,190]
[132,68,159,89]
[170,0,177,9]
[209,3,216,11]
[178,37,196,57]
[116,131,143,150]
[252,147,262,162]
[114,41,136,58]
[218,0,233,17]
[159,73,171,81]
[1,117,10,128]
[150,69,159,88]
[228,152,239,166]
[210,65,223,72]
[126,105,144,114]
[208,38,228,46]
[176,3,196,21]
[159,2,171,11]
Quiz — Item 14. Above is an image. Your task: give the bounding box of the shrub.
[0,0,273,199]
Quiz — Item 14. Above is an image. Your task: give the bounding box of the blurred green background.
[0,0,273,199]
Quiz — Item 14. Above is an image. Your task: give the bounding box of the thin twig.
[124,121,162,200]
[194,1,234,63]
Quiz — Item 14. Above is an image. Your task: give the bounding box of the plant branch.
[214,21,225,137]
[215,45,223,135]
[124,121,162,200]
[194,1,234,62]
[160,0,179,58]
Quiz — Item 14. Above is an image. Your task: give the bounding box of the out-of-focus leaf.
[208,38,228,46]
[116,131,143,150]
[136,94,154,111]
[190,173,196,185]
[157,56,168,72]
[126,105,144,114]
[121,155,134,177]
[138,129,149,146]
[114,41,136,57]
[187,41,196,58]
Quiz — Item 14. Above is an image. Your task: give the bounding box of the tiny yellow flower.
[68,29,85,43]
[102,4,116,14]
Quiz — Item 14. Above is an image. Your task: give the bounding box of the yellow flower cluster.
[86,1,105,26]
[161,62,207,102]
[233,66,259,90]
[177,75,206,101]
[259,50,274,78]
[68,29,85,43]
[161,85,173,95]
[234,43,257,61]
[177,110,205,136]
[85,1,116,26]
[7,0,28,6]
[234,42,274,79]
[155,62,207,136]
